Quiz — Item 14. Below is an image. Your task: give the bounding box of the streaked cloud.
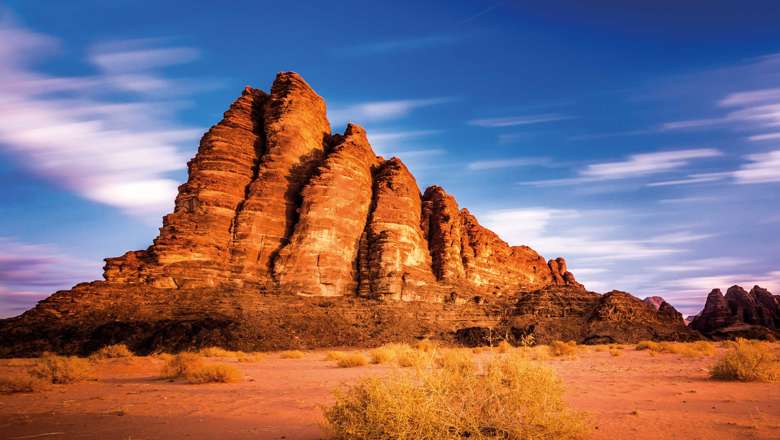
[0,20,203,218]
[367,129,440,145]
[469,113,572,128]
[329,97,452,126]
[467,157,553,171]
[0,237,100,318]
[646,171,730,187]
[521,148,721,187]
[733,150,780,184]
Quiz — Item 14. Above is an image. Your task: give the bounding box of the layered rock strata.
[0,72,695,356]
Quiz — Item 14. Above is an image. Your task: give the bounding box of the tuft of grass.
[635,340,660,351]
[325,351,347,362]
[548,340,578,357]
[280,350,305,359]
[160,352,242,384]
[336,353,370,368]
[711,338,779,382]
[396,348,431,369]
[434,349,475,375]
[29,354,94,384]
[198,347,236,357]
[496,340,512,353]
[323,351,586,440]
[609,348,622,357]
[0,372,46,394]
[414,339,438,353]
[90,344,134,360]
[184,363,242,384]
[236,352,265,363]
[368,346,397,365]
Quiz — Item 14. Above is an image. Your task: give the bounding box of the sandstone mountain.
[689,285,780,339]
[0,72,693,356]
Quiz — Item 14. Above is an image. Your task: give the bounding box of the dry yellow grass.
[325,351,347,362]
[368,346,396,364]
[548,340,578,357]
[236,352,265,363]
[396,348,431,369]
[280,350,306,359]
[336,353,370,368]
[433,348,475,375]
[323,351,586,440]
[160,352,242,384]
[198,347,236,357]
[29,354,94,384]
[636,340,716,357]
[711,338,780,382]
[0,371,46,394]
[414,339,438,353]
[90,344,134,359]
[496,340,512,353]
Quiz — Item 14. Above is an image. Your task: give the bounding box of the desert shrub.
[609,348,621,357]
[90,344,134,359]
[280,350,305,359]
[517,334,536,347]
[396,349,431,369]
[325,351,347,362]
[548,340,577,357]
[337,353,370,368]
[414,339,438,353]
[711,338,779,382]
[198,347,237,358]
[369,347,396,364]
[496,340,512,353]
[593,345,608,352]
[323,352,586,440]
[635,340,660,351]
[472,346,489,354]
[184,363,242,384]
[0,371,46,394]
[160,352,242,384]
[236,352,265,363]
[29,354,94,384]
[434,349,475,375]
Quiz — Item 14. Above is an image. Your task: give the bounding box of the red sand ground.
[1,347,779,440]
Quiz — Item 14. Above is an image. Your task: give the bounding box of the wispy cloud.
[0,237,100,318]
[733,150,780,184]
[646,171,730,187]
[329,97,452,126]
[521,148,721,187]
[469,114,572,128]
[367,129,440,146]
[335,34,459,56]
[467,157,554,171]
[0,19,204,218]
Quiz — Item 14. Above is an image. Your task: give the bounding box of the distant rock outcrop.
[0,72,695,356]
[690,285,780,339]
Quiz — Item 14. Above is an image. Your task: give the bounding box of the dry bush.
[414,339,438,353]
[280,350,306,359]
[185,364,242,384]
[160,352,242,384]
[635,340,660,351]
[90,344,134,360]
[30,354,94,384]
[609,348,622,357]
[198,347,236,357]
[548,340,578,357]
[236,352,265,363]
[337,353,370,368]
[396,348,431,369]
[711,338,780,382]
[325,351,347,362]
[496,340,512,353]
[323,352,586,440]
[0,372,46,394]
[369,346,396,365]
[472,347,489,354]
[434,349,475,375]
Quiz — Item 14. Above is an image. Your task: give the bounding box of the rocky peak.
[643,296,666,311]
[690,285,780,337]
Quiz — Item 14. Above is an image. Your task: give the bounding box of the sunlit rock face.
[0,72,696,356]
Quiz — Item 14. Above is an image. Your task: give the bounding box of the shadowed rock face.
[0,72,695,356]
[690,285,780,339]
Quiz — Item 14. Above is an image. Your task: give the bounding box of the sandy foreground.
[1,347,778,440]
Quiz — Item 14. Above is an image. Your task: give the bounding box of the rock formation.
[0,72,695,356]
[690,285,780,339]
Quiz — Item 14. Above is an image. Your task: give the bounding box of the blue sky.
[1,0,779,317]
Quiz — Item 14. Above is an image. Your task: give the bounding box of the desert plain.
[1,342,778,440]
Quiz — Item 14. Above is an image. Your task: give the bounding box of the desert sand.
[1,347,778,440]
